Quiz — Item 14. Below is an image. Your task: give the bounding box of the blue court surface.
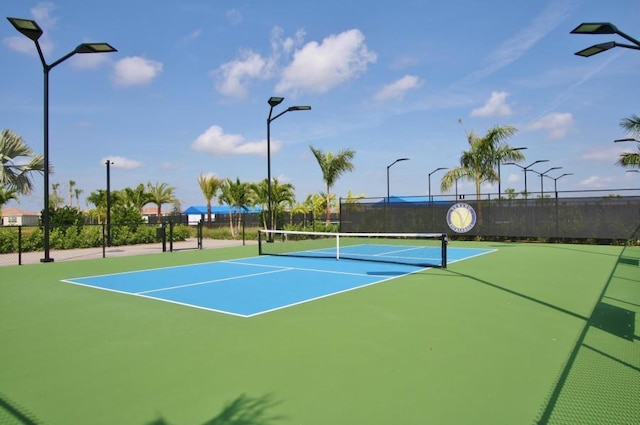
[63,247,494,317]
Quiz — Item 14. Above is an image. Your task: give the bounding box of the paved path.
[0,238,256,267]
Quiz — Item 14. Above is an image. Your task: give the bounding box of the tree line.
[1,115,639,230]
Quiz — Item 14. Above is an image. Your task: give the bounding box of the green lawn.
[1,241,638,425]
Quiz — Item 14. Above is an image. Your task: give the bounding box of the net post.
[441,233,448,268]
[258,230,263,255]
[336,233,340,260]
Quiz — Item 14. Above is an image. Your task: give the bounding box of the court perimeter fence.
[0,220,200,266]
[339,189,640,242]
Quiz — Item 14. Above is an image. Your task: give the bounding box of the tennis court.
[0,238,638,424]
[62,244,493,317]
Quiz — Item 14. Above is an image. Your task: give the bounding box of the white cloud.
[276,29,377,95]
[471,91,513,117]
[214,50,268,98]
[112,56,163,86]
[506,173,520,183]
[580,146,624,162]
[180,28,203,44]
[71,53,111,70]
[102,156,143,169]
[525,112,573,140]
[31,2,58,29]
[4,2,56,56]
[374,75,423,101]
[226,9,243,25]
[462,0,574,83]
[191,125,279,156]
[580,175,615,188]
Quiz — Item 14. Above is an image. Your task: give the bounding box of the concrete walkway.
[0,238,257,267]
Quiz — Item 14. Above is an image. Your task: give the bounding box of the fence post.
[18,226,22,266]
[102,223,106,258]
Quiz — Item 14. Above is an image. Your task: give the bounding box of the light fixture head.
[574,42,616,57]
[287,106,311,111]
[268,97,284,107]
[7,17,43,41]
[570,22,618,35]
[76,43,117,54]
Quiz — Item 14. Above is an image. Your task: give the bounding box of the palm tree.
[219,177,253,236]
[122,184,152,211]
[441,124,522,219]
[0,186,19,217]
[616,114,640,169]
[68,180,76,206]
[197,173,222,228]
[250,179,269,229]
[0,129,45,195]
[146,181,176,219]
[50,182,64,208]
[309,146,355,225]
[74,188,83,208]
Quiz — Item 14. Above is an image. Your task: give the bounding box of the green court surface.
[0,241,638,424]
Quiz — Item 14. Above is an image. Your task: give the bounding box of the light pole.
[498,147,527,199]
[8,17,116,262]
[545,173,573,198]
[386,158,409,201]
[105,160,113,246]
[530,167,562,198]
[266,97,310,239]
[614,138,640,143]
[428,167,447,202]
[504,160,549,200]
[571,22,640,57]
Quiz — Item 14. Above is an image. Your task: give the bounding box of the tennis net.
[258,229,447,268]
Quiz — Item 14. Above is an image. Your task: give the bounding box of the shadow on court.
[145,393,284,425]
[445,232,640,424]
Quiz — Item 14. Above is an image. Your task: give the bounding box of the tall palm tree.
[441,124,522,218]
[0,129,45,195]
[50,182,64,208]
[250,179,269,229]
[197,173,222,228]
[74,188,83,208]
[616,114,640,169]
[68,180,76,206]
[146,181,176,219]
[309,145,355,224]
[219,177,253,236]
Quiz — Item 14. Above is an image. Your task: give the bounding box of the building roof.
[1,207,40,216]
[184,205,262,214]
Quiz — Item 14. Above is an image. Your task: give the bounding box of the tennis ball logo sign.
[446,203,477,233]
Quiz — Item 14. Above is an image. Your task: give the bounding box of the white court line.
[223,259,383,277]
[137,267,293,295]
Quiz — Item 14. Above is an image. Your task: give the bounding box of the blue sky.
[2,0,639,213]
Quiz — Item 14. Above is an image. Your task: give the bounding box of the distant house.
[1,207,40,226]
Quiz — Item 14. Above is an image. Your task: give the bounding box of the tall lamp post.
[545,173,573,198]
[504,160,549,200]
[530,167,562,198]
[266,97,310,239]
[498,147,527,199]
[571,22,640,57]
[428,167,447,202]
[105,160,113,246]
[386,158,409,201]
[8,17,116,262]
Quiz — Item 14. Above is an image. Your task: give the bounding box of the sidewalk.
[0,238,256,267]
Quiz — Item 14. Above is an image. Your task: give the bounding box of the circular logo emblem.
[446,203,477,233]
